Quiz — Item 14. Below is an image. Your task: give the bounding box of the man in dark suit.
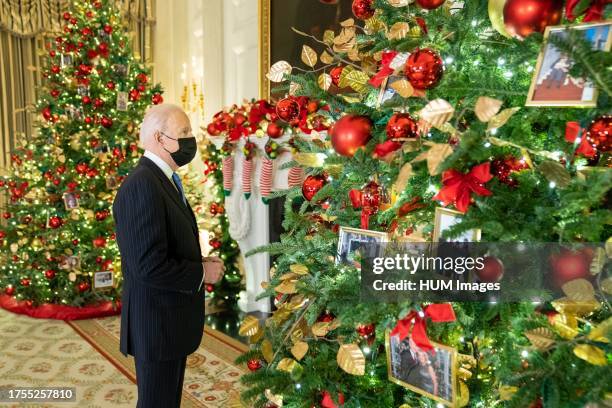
[113,104,225,408]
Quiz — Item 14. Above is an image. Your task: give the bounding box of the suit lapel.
[139,157,198,236]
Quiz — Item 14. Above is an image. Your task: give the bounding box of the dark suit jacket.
[112,156,204,361]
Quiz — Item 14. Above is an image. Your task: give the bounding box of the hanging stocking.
[260,157,273,204]
[222,156,234,196]
[288,166,304,188]
[242,157,253,199]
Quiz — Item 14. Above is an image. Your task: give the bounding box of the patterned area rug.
[0,308,137,407]
[68,315,248,407]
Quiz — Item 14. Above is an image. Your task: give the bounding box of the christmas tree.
[0,0,162,308]
[236,0,611,407]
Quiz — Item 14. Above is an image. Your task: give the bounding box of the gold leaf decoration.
[562,278,595,302]
[340,18,355,27]
[337,343,366,375]
[239,315,260,337]
[387,22,410,40]
[390,79,414,98]
[551,312,579,339]
[418,99,455,128]
[289,81,301,95]
[301,45,318,68]
[538,160,571,188]
[587,316,612,343]
[311,322,331,337]
[388,0,410,6]
[602,277,612,295]
[499,385,519,401]
[343,69,370,93]
[290,264,309,275]
[277,272,297,281]
[267,60,292,82]
[590,247,606,275]
[277,357,298,373]
[291,341,309,361]
[552,297,600,317]
[261,339,274,363]
[364,17,386,35]
[318,73,332,91]
[487,107,520,131]
[323,30,335,45]
[320,51,334,64]
[474,96,503,122]
[337,65,356,88]
[573,344,607,366]
[264,389,283,407]
[347,47,361,61]
[275,279,297,294]
[606,237,612,258]
[250,328,265,344]
[457,380,470,407]
[393,163,413,193]
[412,142,453,175]
[524,327,556,350]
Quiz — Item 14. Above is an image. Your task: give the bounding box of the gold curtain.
[0,0,155,171]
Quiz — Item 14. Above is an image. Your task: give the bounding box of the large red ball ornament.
[77,281,90,292]
[503,0,563,39]
[44,269,56,279]
[152,93,163,105]
[330,66,344,86]
[477,256,504,283]
[101,116,113,128]
[206,284,214,293]
[586,115,611,153]
[266,121,284,139]
[550,249,590,287]
[129,89,140,101]
[416,0,445,9]
[49,216,63,229]
[330,115,372,157]
[93,236,107,248]
[352,0,375,20]
[42,106,52,121]
[247,359,263,371]
[302,174,327,201]
[5,286,15,296]
[405,48,443,90]
[106,81,115,90]
[21,278,31,287]
[386,113,419,140]
[276,97,300,123]
[356,323,375,338]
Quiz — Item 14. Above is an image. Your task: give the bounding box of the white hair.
[139,103,184,145]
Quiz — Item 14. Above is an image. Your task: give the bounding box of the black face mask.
[160,132,197,167]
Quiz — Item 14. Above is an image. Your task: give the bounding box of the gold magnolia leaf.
[278,272,297,281]
[289,81,301,95]
[389,78,414,98]
[412,142,453,176]
[320,51,334,65]
[277,357,298,373]
[334,27,355,45]
[418,99,455,128]
[301,45,318,68]
[499,385,519,401]
[267,60,292,82]
[340,18,355,27]
[606,237,612,258]
[587,316,612,343]
[318,73,332,91]
[573,344,607,366]
[239,315,260,337]
[487,107,520,131]
[275,279,297,294]
[333,36,356,53]
[524,327,556,351]
[364,17,386,35]
[393,163,413,193]
[474,96,503,122]
[590,247,606,275]
[562,278,596,302]
[552,297,600,317]
[340,94,362,104]
[344,69,370,93]
[602,277,612,295]
[261,281,269,290]
[311,322,331,337]
[261,339,274,363]
[337,65,355,89]
[264,389,283,406]
[250,328,265,344]
[291,341,309,361]
[347,47,361,62]
[538,160,571,188]
[323,29,335,45]
[388,0,410,6]
[552,312,579,340]
[457,380,470,408]
[387,22,410,40]
[337,343,366,375]
[290,264,309,275]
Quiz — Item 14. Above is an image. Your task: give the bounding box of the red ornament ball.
[152,93,163,105]
[266,121,284,139]
[3,212,11,219]
[206,284,214,293]
[276,97,300,123]
[586,115,611,152]
[5,286,15,296]
[330,66,344,86]
[405,48,443,90]
[48,216,63,229]
[477,256,504,283]
[550,249,590,287]
[317,312,335,323]
[356,323,375,337]
[107,81,115,90]
[72,239,79,245]
[302,174,327,201]
[247,359,263,371]
[361,180,381,215]
[93,236,107,248]
[44,269,56,279]
[77,281,90,292]
[503,0,563,39]
[42,106,52,121]
[21,278,31,287]
[103,24,112,34]
[63,12,71,20]
[129,89,141,101]
[416,0,445,9]
[330,115,372,157]
[492,156,529,187]
[386,112,419,140]
[101,116,113,128]
[352,0,375,20]
[82,95,91,105]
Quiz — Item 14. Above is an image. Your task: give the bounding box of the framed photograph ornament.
[93,271,115,290]
[335,226,387,269]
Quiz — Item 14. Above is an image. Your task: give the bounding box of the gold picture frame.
[386,330,457,407]
[258,0,271,100]
[433,207,481,243]
[525,21,612,107]
[93,271,115,291]
[335,226,388,266]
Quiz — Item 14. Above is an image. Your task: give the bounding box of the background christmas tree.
[236,0,611,407]
[0,0,162,308]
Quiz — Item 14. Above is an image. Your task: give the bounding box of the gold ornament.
[337,343,365,375]
[301,45,318,68]
[239,315,261,337]
[488,0,511,38]
[261,339,274,363]
[289,264,309,275]
[524,327,556,351]
[387,22,410,40]
[291,341,308,361]
[474,96,503,122]
[412,142,453,176]
[390,79,414,98]
[573,344,607,366]
[418,98,455,128]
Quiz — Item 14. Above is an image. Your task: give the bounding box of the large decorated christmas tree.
[0,0,162,310]
[237,0,611,407]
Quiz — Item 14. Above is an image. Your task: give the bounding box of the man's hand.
[202,256,225,284]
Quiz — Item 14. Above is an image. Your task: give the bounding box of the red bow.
[374,140,402,158]
[566,0,610,22]
[390,304,456,353]
[369,51,399,87]
[433,162,493,213]
[566,121,596,158]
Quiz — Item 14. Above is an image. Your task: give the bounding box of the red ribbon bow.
[565,121,596,158]
[433,162,493,213]
[566,0,610,22]
[390,304,456,353]
[369,51,399,87]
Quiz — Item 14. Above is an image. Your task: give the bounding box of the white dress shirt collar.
[143,150,174,180]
